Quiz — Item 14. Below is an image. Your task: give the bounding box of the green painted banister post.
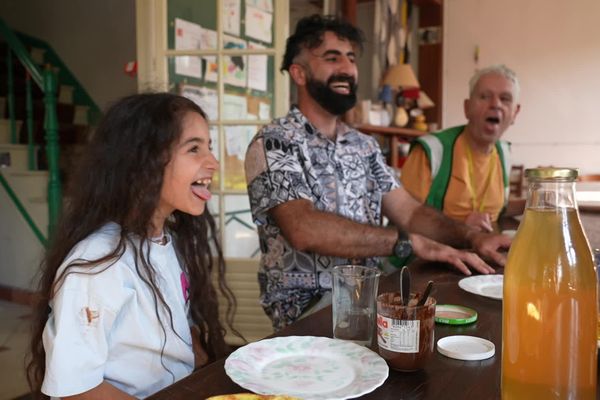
[43,67,61,238]
[25,71,35,170]
[6,48,16,144]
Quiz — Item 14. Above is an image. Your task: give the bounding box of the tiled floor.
[0,300,31,399]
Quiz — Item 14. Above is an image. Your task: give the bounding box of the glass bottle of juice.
[501,168,597,399]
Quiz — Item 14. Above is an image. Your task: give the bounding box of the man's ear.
[289,63,307,86]
[463,98,471,120]
[510,104,521,125]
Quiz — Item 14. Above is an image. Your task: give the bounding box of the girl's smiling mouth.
[191,178,212,201]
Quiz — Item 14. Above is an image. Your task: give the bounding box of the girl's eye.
[189,145,199,153]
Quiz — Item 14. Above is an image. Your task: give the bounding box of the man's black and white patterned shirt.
[245,106,399,330]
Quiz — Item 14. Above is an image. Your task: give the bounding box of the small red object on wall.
[124,61,137,77]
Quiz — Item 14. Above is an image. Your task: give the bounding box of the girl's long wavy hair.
[26,93,240,398]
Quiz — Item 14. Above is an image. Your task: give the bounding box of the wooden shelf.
[354,124,427,167]
[412,0,442,6]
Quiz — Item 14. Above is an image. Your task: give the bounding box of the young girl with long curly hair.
[26,93,239,399]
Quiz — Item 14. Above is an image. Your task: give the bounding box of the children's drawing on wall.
[223,35,247,88]
[174,18,203,79]
[223,0,241,36]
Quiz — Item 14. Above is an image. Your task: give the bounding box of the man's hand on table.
[410,233,496,276]
[468,230,513,267]
[465,211,494,232]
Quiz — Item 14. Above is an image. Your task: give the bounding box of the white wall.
[0,175,46,290]
[0,0,137,110]
[443,0,600,174]
[356,1,376,102]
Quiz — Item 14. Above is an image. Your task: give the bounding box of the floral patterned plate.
[224,336,389,400]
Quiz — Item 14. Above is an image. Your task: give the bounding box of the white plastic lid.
[437,335,495,361]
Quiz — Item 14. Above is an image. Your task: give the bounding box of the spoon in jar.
[400,266,410,306]
[416,280,434,307]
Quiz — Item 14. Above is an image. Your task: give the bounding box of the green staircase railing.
[43,69,61,237]
[0,18,61,244]
[16,31,101,125]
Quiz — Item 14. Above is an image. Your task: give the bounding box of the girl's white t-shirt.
[41,223,194,398]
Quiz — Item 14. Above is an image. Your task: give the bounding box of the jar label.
[377,314,419,353]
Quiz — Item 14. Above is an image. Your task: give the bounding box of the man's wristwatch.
[393,230,413,258]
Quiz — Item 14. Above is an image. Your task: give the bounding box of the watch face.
[395,239,412,258]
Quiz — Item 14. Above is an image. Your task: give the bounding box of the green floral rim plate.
[224,335,389,400]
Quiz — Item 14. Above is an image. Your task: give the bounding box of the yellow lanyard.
[465,144,497,212]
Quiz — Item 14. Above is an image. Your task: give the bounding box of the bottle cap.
[437,335,495,361]
[434,305,477,325]
[525,167,578,181]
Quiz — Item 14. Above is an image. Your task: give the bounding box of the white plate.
[458,274,504,300]
[437,335,495,361]
[224,336,389,400]
[501,229,517,238]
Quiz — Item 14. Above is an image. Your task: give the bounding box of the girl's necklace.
[150,232,167,245]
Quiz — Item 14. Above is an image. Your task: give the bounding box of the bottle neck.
[526,180,577,210]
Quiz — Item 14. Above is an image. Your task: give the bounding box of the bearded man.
[244,14,511,331]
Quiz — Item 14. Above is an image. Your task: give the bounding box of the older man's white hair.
[469,64,520,101]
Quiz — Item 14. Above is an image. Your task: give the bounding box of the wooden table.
[148,261,581,400]
[148,212,600,399]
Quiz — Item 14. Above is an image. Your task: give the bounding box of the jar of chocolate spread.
[376,292,436,371]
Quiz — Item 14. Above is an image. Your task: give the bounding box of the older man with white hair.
[401,64,522,232]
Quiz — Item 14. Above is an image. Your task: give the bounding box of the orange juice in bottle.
[595,249,600,341]
[502,168,597,400]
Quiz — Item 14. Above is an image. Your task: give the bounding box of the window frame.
[136,0,289,262]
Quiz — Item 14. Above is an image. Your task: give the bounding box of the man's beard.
[306,74,357,116]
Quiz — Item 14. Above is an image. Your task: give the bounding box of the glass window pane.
[207,194,220,255]
[169,77,222,190]
[208,194,220,224]
[209,126,221,190]
[168,56,219,98]
[167,0,218,50]
[221,0,275,47]
[222,54,275,121]
[224,194,259,258]
[168,56,274,123]
[222,0,275,49]
[223,125,258,191]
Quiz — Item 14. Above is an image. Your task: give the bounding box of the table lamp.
[417,90,435,109]
[413,91,435,131]
[381,64,420,127]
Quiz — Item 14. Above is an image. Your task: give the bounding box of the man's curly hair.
[281,14,365,73]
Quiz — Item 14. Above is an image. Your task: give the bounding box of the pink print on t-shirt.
[180,272,190,303]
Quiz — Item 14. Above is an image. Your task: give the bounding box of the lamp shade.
[381,64,420,88]
[417,91,435,109]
